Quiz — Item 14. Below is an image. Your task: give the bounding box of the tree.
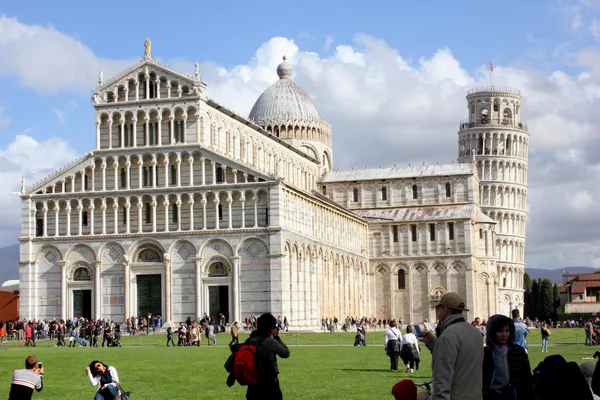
[531,279,540,319]
[552,284,560,320]
[524,273,532,317]
[541,278,554,321]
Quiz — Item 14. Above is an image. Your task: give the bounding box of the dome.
[248,57,323,126]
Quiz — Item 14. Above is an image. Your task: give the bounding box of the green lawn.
[0,328,595,400]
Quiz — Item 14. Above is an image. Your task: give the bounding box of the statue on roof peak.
[144,37,152,59]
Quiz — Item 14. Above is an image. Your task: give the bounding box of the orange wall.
[0,291,19,322]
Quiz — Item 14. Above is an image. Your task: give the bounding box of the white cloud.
[0,134,78,245]
[0,15,133,93]
[51,101,78,125]
[324,35,334,51]
[591,18,600,40]
[570,190,594,211]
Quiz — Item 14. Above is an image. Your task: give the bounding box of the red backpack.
[233,343,261,385]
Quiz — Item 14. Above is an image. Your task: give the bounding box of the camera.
[37,362,43,369]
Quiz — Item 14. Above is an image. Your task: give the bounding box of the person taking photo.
[8,355,44,400]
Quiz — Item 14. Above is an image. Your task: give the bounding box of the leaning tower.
[457,86,529,317]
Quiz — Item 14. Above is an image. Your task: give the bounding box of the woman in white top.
[86,360,121,400]
[400,325,420,372]
[384,319,403,372]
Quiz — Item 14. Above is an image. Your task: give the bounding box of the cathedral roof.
[248,57,325,128]
[355,204,478,222]
[321,163,474,183]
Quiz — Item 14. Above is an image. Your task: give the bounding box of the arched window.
[353,188,359,202]
[218,204,223,220]
[170,165,177,185]
[216,167,224,183]
[412,184,418,199]
[445,182,451,197]
[208,261,229,277]
[149,80,157,99]
[82,211,88,227]
[120,168,126,188]
[172,203,178,223]
[398,270,406,290]
[381,186,387,201]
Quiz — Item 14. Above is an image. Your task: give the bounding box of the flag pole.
[489,59,493,88]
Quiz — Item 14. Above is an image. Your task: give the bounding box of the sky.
[1,0,600,270]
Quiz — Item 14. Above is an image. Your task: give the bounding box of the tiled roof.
[571,281,600,294]
[321,163,473,183]
[354,204,475,222]
[576,273,600,281]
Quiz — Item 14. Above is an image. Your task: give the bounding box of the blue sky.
[1,0,600,270]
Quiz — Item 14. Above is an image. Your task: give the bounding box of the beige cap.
[434,292,469,312]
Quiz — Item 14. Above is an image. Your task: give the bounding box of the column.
[181,115,187,144]
[40,202,48,237]
[123,259,130,321]
[132,117,137,147]
[195,113,201,143]
[65,204,72,236]
[101,200,107,235]
[120,120,125,148]
[195,258,203,319]
[253,196,258,228]
[134,81,139,101]
[241,200,246,228]
[95,120,101,149]
[145,117,150,147]
[125,200,131,233]
[71,174,76,193]
[113,202,119,234]
[165,257,172,323]
[53,205,59,236]
[231,256,241,323]
[176,197,182,231]
[155,79,161,99]
[60,261,68,319]
[124,88,129,102]
[157,116,162,146]
[90,165,95,191]
[101,160,107,191]
[233,170,238,184]
[108,119,113,149]
[138,161,143,189]
[167,80,171,98]
[94,261,102,320]
[81,170,86,193]
[177,157,182,187]
[227,196,232,229]
[152,159,157,188]
[164,200,170,232]
[125,160,131,190]
[211,161,216,184]
[188,198,195,230]
[201,197,207,230]
[189,157,194,186]
[152,199,157,233]
[89,204,95,235]
[113,163,119,191]
[163,160,169,187]
[77,201,83,236]
[201,157,206,185]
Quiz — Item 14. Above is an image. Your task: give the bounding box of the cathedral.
[16,42,529,328]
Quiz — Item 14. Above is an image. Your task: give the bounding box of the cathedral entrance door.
[73,290,92,320]
[208,286,229,322]
[137,274,162,318]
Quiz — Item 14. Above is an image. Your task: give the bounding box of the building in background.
[15,42,528,327]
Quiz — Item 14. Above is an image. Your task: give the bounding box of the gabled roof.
[26,152,94,194]
[321,163,473,183]
[97,58,200,92]
[354,204,476,223]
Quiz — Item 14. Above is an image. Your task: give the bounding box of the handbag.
[114,382,131,400]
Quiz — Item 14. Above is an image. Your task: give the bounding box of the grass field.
[0,328,596,399]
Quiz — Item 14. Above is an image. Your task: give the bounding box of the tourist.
[541,322,550,352]
[86,360,122,400]
[482,314,533,399]
[512,309,529,352]
[384,319,402,371]
[244,313,290,400]
[8,355,43,400]
[400,325,420,372]
[422,292,483,400]
[229,321,239,347]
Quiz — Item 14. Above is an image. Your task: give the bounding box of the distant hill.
[0,244,19,284]
[525,266,597,284]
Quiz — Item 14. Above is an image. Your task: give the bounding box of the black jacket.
[482,315,534,400]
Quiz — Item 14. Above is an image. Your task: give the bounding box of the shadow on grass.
[339,368,394,373]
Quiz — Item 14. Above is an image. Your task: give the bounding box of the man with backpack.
[226,312,290,399]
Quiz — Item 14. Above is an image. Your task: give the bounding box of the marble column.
[165,255,172,323]
[59,260,68,319]
[123,258,130,321]
[94,261,102,320]
[231,256,241,323]
[195,258,203,320]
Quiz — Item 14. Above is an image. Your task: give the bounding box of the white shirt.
[384,327,402,346]
[87,366,119,388]
[400,332,420,353]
